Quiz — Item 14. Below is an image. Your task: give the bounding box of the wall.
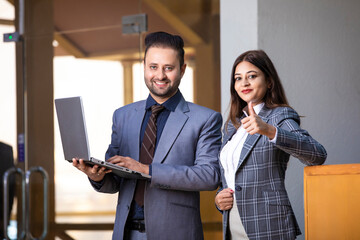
[220,0,257,115]
[220,0,360,239]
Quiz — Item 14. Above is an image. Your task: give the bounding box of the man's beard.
[145,78,180,99]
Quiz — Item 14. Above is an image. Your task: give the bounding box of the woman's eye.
[235,77,241,81]
[248,74,257,79]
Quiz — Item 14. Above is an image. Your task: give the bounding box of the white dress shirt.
[220,102,278,239]
[220,102,266,192]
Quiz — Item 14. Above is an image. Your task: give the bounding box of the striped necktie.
[134,104,164,206]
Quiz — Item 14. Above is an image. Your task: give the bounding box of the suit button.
[235,185,242,191]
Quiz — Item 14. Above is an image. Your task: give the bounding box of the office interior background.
[0,0,359,239]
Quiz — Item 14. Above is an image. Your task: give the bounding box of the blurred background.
[0,0,359,239]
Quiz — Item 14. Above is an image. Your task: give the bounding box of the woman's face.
[234,61,269,106]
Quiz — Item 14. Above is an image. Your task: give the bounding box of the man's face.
[144,46,186,103]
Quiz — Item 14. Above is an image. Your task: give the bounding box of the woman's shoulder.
[268,106,298,116]
[223,119,237,135]
[266,106,300,124]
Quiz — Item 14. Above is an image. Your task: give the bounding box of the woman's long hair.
[227,50,290,129]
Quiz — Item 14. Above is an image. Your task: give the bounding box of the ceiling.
[53,0,219,61]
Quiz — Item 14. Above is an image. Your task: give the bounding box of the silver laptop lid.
[55,96,90,161]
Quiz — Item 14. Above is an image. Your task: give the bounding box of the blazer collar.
[236,105,273,169]
[153,94,189,164]
[126,101,147,161]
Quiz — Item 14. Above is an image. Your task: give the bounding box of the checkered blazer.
[220,106,327,240]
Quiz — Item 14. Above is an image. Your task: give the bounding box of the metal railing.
[3,167,48,240]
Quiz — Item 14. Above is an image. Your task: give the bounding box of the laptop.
[54,96,151,180]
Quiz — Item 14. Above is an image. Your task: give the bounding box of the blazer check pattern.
[220,106,327,240]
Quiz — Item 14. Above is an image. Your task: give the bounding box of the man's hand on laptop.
[72,158,111,182]
[107,156,150,175]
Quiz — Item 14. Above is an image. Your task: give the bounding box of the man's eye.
[150,66,157,70]
[165,66,173,71]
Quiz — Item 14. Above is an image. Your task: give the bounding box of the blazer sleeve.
[150,111,222,191]
[274,107,327,165]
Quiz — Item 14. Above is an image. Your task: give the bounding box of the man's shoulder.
[114,100,145,113]
[184,102,221,121]
[186,101,218,114]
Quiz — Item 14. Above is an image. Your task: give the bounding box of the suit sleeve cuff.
[149,164,152,176]
[269,127,278,143]
[89,177,104,190]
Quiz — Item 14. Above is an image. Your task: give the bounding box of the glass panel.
[180,65,194,102]
[54,57,123,226]
[0,0,16,155]
[0,2,17,239]
[0,0,14,19]
[52,0,217,238]
[3,0,218,238]
[132,62,148,102]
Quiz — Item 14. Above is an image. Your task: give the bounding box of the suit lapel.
[153,97,189,164]
[221,126,237,149]
[237,134,261,169]
[237,106,273,169]
[129,102,146,161]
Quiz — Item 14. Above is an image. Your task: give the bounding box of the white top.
[220,103,277,193]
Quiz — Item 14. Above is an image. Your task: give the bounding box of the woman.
[215,50,327,240]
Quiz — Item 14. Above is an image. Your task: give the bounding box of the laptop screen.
[55,96,91,161]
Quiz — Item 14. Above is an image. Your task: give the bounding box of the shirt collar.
[145,90,182,112]
[253,102,265,115]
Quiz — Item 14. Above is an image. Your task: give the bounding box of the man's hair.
[144,31,185,67]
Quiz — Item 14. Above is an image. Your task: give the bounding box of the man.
[73,31,222,240]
